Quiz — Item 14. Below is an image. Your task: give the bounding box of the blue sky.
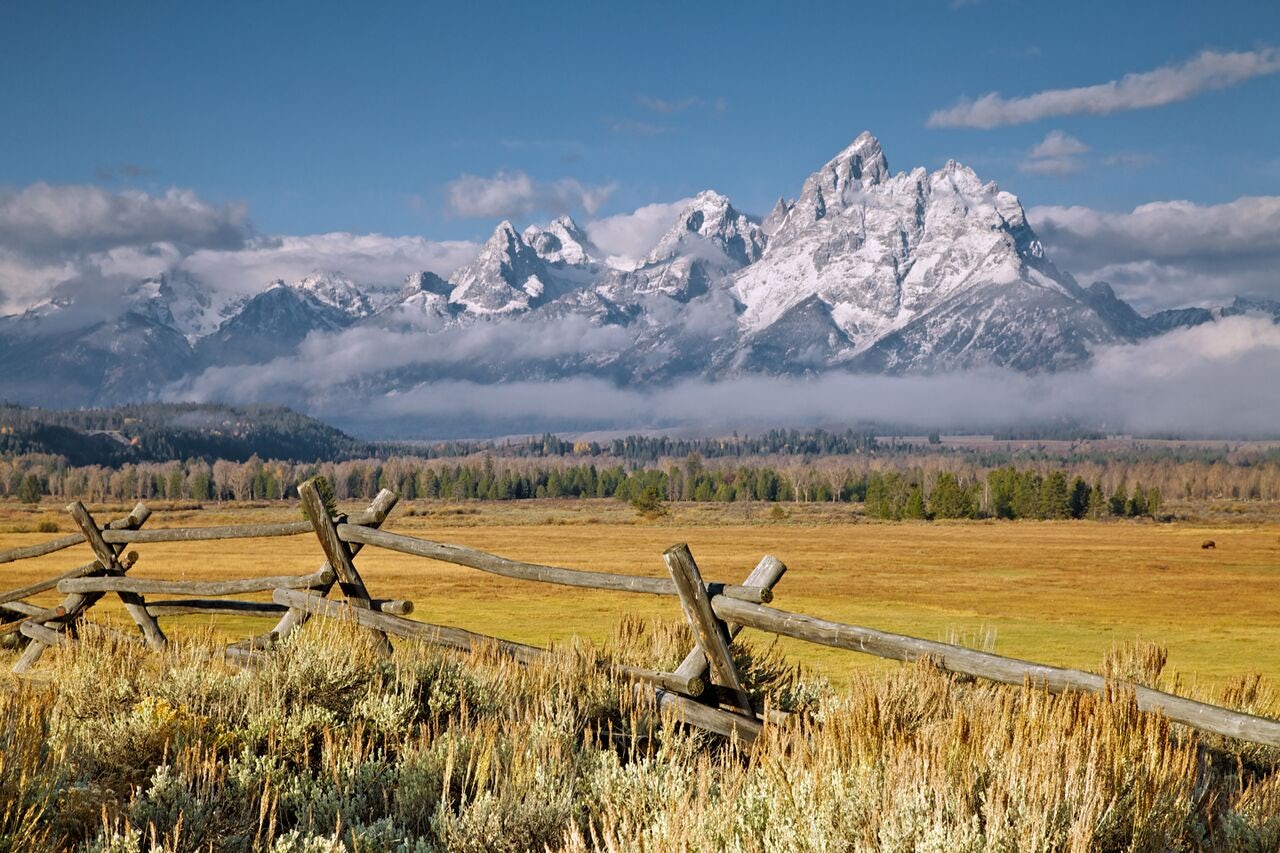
[3,0,1278,242]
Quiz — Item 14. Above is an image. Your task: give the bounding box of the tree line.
[864,469,1162,520]
[0,453,1239,523]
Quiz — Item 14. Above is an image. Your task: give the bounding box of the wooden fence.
[3,478,1280,748]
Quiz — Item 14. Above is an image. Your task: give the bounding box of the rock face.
[447,221,557,316]
[0,131,1273,408]
[733,133,1140,372]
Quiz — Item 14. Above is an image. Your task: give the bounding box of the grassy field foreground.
[2,498,1279,686]
[3,499,1280,849]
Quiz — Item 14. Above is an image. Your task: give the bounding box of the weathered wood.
[19,620,68,647]
[0,502,147,565]
[0,606,65,636]
[298,479,390,655]
[0,533,85,565]
[12,506,149,674]
[710,596,1280,748]
[59,567,335,597]
[336,523,773,602]
[66,501,167,652]
[637,683,763,744]
[372,598,414,616]
[0,560,102,606]
[673,555,787,689]
[145,600,289,617]
[663,544,753,713]
[243,489,399,649]
[1,600,55,617]
[101,520,314,544]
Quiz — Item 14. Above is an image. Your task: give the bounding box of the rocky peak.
[447,220,551,315]
[644,190,766,268]
[523,215,598,266]
[762,197,792,236]
[291,271,376,318]
[770,131,891,247]
[400,271,453,299]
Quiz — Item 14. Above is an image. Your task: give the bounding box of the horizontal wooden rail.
[335,524,772,603]
[710,596,1280,748]
[0,502,395,563]
[0,606,66,636]
[1,600,57,617]
[275,589,704,696]
[0,502,148,565]
[0,559,102,606]
[101,520,313,544]
[19,621,66,647]
[59,568,335,597]
[144,600,289,617]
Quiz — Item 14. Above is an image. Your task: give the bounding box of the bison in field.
[1201,540,1216,550]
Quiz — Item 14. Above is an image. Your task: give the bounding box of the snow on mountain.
[2,130,1274,409]
[522,215,599,266]
[732,133,1139,371]
[446,221,555,315]
[596,191,765,302]
[290,271,377,318]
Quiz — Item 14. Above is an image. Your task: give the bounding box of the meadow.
[3,497,1280,849]
[3,497,1279,686]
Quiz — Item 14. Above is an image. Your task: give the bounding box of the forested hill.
[0,403,372,465]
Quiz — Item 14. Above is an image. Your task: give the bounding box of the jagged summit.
[447,220,552,315]
[291,271,376,318]
[523,215,599,266]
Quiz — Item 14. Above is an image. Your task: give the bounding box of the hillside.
[0,402,371,465]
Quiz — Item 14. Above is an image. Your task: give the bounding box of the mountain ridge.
[1,132,1275,409]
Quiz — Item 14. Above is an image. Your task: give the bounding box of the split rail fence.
[3,478,1280,748]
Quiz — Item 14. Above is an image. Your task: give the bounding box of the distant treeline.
[3,451,1278,513]
[864,470,1161,520]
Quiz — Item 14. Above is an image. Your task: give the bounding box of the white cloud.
[445,170,617,219]
[1029,196,1280,309]
[928,47,1280,128]
[181,233,479,297]
[1019,130,1089,175]
[0,182,483,315]
[0,183,248,256]
[585,198,692,267]
[184,316,1280,440]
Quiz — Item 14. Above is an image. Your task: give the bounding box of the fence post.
[663,543,753,714]
[66,502,167,652]
[672,555,787,689]
[298,480,393,655]
[225,489,398,663]
[13,502,151,673]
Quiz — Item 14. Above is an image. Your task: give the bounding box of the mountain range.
[2,132,1276,410]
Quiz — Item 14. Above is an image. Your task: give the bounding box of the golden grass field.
[3,498,1280,687]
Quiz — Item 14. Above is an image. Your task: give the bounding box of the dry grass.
[0,619,1277,851]
[3,498,1279,689]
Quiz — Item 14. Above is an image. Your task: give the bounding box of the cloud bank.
[170,311,1280,440]
[0,183,482,314]
[928,48,1280,128]
[1028,196,1280,310]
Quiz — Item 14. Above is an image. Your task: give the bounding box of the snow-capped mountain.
[290,271,377,318]
[1,131,1273,409]
[522,215,600,267]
